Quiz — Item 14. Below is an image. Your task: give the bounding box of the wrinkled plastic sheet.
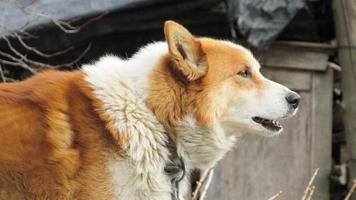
[0,0,168,35]
[228,0,305,49]
[0,0,305,49]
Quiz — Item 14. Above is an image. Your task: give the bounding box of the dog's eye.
[237,70,252,78]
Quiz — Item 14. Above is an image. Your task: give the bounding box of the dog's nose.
[285,92,300,109]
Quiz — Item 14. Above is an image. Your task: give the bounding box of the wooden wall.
[205,43,334,200]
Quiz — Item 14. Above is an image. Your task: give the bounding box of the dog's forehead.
[221,41,261,70]
[200,38,260,71]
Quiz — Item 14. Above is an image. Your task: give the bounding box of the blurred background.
[0,0,355,199]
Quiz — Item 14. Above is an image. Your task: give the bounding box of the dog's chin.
[249,109,299,137]
[221,118,284,137]
[252,126,284,137]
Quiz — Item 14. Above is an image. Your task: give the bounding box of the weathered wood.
[333,1,356,198]
[274,40,336,51]
[259,46,330,71]
[310,68,333,200]
[260,68,311,91]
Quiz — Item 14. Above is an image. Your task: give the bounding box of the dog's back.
[0,71,117,199]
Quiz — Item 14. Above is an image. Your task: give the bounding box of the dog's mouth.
[252,117,282,132]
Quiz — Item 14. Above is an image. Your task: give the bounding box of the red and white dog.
[0,21,299,199]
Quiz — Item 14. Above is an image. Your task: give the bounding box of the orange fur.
[0,71,117,199]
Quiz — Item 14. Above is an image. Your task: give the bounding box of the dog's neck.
[128,42,238,171]
[174,117,236,171]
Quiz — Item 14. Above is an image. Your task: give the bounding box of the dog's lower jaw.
[175,116,236,171]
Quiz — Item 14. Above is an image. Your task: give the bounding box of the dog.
[0,21,299,199]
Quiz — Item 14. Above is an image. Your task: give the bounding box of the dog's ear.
[164,20,207,81]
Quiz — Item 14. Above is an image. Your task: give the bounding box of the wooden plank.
[206,92,313,200]
[310,68,333,200]
[258,47,329,71]
[273,40,336,52]
[261,68,312,91]
[333,1,356,195]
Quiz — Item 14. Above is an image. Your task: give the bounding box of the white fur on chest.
[107,156,172,200]
[176,116,236,171]
[83,42,173,200]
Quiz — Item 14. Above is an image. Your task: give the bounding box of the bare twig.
[14,32,74,58]
[11,0,107,35]
[16,0,39,9]
[301,168,319,200]
[1,33,90,73]
[55,43,91,68]
[52,19,80,34]
[0,51,37,73]
[19,7,107,34]
[306,186,315,200]
[267,191,283,200]
[0,64,5,82]
[192,169,213,200]
[0,36,50,71]
[328,62,342,71]
[0,49,23,62]
[13,4,80,34]
[345,180,356,200]
[72,11,108,31]
[0,2,100,81]
[1,35,28,59]
[16,29,38,39]
[199,169,214,200]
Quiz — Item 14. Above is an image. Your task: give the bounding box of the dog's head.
[161,21,299,137]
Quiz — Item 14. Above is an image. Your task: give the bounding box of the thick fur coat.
[0,21,299,199]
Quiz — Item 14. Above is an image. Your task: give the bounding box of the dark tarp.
[227,0,305,48]
[0,0,333,51]
[0,0,171,35]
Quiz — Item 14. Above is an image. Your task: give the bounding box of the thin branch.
[52,19,80,34]
[16,0,39,10]
[11,0,107,34]
[267,191,283,200]
[15,32,74,58]
[306,186,315,200]
[0,49,23,62]
[72,11,108,31]
[192,169,213,200]
[5,77,16,82]
[0,58,22,66]
[0,51,37,73]
[1,34,90,72]
[328,62,342,72]
[1,37,51,71]
[55,43,91,68]
[1,35,27,59]
[345,180,356,200]
[0,64,5,82]
[199,169,214,200]
[0,58,35,73]
[20,7,107,34]
[301,168,319,200]
[16,30,38,39]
